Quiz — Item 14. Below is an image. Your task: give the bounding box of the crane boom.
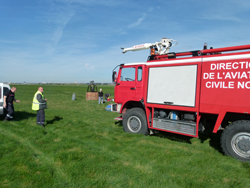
[121,38,178,55]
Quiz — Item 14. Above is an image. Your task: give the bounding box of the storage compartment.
[147,65,198,107]
[153,118,196,135]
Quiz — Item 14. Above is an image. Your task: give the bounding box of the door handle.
[164,101,173,105]
[130,87,136,90]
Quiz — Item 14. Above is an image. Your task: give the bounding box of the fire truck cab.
[112,38,250,162]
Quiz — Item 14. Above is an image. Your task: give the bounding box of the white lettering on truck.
[204,61,250,89]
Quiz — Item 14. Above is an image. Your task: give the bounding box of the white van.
[0,83,11,115]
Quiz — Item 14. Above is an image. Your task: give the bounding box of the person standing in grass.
[3,87,20,121]
[32,87,47,127]
[98,88,103,104]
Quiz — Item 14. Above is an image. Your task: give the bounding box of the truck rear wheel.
[221,120,250,162]
[123,108,149,135]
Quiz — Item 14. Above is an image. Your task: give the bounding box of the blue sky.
[1,0,250,83]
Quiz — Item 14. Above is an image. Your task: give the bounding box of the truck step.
[114,116,123,121]
[153,118,196,136]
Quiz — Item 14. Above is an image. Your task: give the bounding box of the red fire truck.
[112,38,250,162]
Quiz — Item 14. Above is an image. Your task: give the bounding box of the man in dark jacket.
[32,87,47,127]
[98,88,103,104]
[3,87,20,121]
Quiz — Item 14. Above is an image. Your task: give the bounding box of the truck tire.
[221,120,250,162]
[123,107,149,135]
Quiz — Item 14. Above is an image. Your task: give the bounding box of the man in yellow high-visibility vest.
[32,87,47,127]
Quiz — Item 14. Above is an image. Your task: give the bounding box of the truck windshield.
[120,67,135,81]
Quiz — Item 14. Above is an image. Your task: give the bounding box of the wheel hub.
[232,132,250,158]
[238,137,250,152]
[127,116,141,133]
[130,119,139,130]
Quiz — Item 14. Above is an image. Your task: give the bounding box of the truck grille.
[153,118,196,136]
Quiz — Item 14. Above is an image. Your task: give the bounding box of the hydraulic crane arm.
[121,38,178,55]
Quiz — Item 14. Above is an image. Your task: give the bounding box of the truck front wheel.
[221,120,250,162]
[123,108,149,135]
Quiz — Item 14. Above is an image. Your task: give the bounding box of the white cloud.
[85,63,94,70]
[148,7,153,12]
[42,2,76,54]
[128,13,147,29]
[52,10,75,44]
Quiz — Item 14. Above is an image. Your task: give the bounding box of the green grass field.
[0,85,250,188]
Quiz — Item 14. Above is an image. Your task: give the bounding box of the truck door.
[117,66,136,102]
[135,66,143,99]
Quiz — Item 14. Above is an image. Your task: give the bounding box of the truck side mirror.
[112,71,117,83]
